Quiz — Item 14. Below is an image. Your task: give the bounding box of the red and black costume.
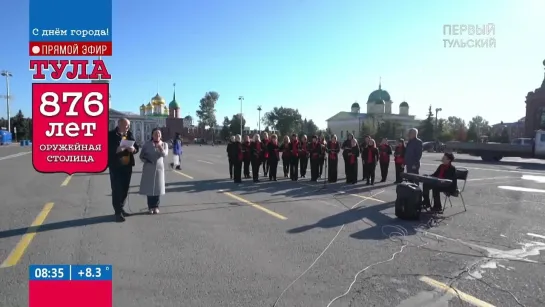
[361,144,379,185]
[343,143,360,184]
[299,140,310,178]
[327,140,340,182]
[261,138,270,177]
[378,142,393,182]
[359,140,369,181]
[226,140,236,179]
[250,140,263,182]
[267,139,280,181]
[242,140,252,178]
[233,140,244,183]
[280,141,291,178]
[422,163,457,210]
[318,139,326,178]
[309,138,322,181]
[394,143,405,183]
[290,136,300,181]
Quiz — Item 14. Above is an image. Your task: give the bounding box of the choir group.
[226,132,407,185]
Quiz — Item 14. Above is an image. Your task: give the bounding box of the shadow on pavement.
[287,200,439,241]
[434,158,545,171]
[127,178,397,206]
[287,201,396,235]
[0,214,141,239]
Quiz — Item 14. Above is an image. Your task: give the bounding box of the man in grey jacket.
[404,128,423,174]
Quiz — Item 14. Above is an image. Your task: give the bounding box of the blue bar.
[71,265,113,281]
[29,265,71,281]
[29,0,112,42]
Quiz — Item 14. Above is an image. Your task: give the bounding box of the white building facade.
[326,84,419,140]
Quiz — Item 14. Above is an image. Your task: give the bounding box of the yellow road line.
[0,202,54,268]
[419,276,496,307]
[60,175,72,186]
[223,191,287,220]
[174,170,194,179]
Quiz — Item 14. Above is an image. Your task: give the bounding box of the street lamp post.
[1,70,13,135]
[435,108,442,135]
[257,105,262,133]
[435,107,442,150]
[238,96,244,136]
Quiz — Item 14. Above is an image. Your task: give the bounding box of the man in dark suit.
[422,153,458,212]
[405,128,423,174]
[108,118,139,222]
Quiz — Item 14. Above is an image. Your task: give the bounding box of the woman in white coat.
[139,128,168,214]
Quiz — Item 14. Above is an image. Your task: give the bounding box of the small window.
[512,139,521,145]
[540,133,545,143]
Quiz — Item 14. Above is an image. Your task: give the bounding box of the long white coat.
[139,141,168,196]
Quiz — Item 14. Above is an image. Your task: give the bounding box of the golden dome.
[151,93,165,105]
[145,102,153,110]
[139,104,145,110]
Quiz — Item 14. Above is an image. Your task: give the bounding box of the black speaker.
[395,182,422,220]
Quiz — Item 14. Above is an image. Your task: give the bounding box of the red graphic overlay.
[29,280,112,307]
[30,59,112,81]
[32,83,109,175]
[29,42,112,56]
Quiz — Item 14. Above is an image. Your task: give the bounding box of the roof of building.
[367,88,390,103]
[169,93,180,109]
[326,111,416,122]
[151,93,165,105]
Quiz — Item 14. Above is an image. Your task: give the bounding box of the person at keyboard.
[422,153,458,212]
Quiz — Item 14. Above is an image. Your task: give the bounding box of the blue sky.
[1,0,544,129]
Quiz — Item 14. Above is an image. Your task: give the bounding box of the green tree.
[1,110,31,141]
[456,126,468,141]
[195,91,219,129]
[262,107,303,136]
[468,115,490,137]
[374,120,400,140]
[359,121,374,140]
[418,105,435,141]
[229,114,246,136]
[435,118,453,141]
[467,124,478,141]
[500,127,510,143]
[301,118,318,136]
[445,116,466,133]
[220,116,230,140]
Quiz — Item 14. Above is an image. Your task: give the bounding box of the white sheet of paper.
[120,139,135,148]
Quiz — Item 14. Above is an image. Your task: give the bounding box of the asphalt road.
[1,144,544,307]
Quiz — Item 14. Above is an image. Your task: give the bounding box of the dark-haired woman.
[280,136,291,178]
[139,128,168,214]
[342,134,354,181]
[233,135,244,183]
[361,139,379,185]
[394,138,406,183]
[344,138,360,184]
